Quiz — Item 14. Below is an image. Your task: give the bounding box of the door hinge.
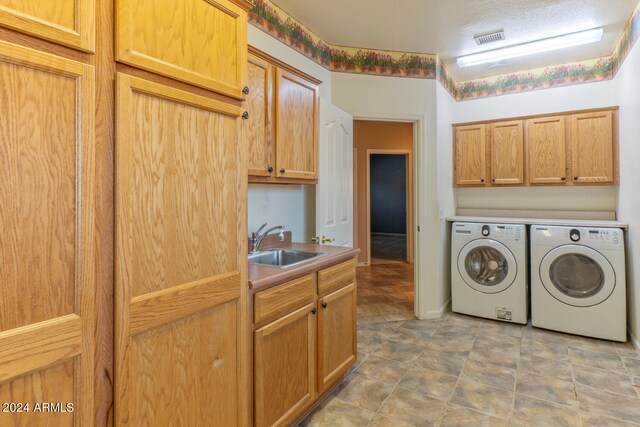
[417,226,420,232]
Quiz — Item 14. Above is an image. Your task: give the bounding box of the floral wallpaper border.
[250,0,640,101]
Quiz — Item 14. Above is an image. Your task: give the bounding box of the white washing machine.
[530,225,626,341]
[451,222,528,324]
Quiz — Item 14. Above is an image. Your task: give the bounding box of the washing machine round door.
[539,244,615,307]
[457,239,517,294]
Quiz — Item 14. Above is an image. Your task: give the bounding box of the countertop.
[446,216,628,229]
[248,243,360,292]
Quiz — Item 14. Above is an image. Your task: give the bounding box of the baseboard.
[419,299,451,320]
[629,328,640,350]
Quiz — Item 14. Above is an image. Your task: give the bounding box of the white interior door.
[316,98,354,247]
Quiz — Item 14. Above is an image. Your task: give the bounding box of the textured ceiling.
[271,0,638,81]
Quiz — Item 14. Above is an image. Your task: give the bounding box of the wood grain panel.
[454,124,486,186]
[275,68,319,180]
[115,0,250,98]
[0,361,75,427]
[317,258,356,297]
[490,120,524,185]
[318,283,356,391]
[130,301,239,426]
[116,73,246,426]
[254,274,314,325]
[0,0,94,51]
[254,303,315,427]
[0,315,81,383]
[571,111,614,183]
[0,41,96,426]
[246,53,274,177]
[526,116,567,185]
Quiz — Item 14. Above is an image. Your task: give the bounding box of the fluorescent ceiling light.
[457,28,603,68]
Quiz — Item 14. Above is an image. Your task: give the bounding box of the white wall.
[436,83,457,309]
[248,184,315,242]
[246,26,330,244]
[615,39,640,346]
[332,73,443,318]
[451,81,619,213]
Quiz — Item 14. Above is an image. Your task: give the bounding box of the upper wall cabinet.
[246,53,274,177]
[490,121,524,185]
[115,0,252,99]
[245,47,321,184]
[526,116,567,185]
[454,124,486,186]
[0,0,95,51]
[275,69,319,180]
[571,111,615,184]
[453,108,618,188]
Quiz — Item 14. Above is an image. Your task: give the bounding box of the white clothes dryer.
[530,225,626,341]
[451,222,528,324]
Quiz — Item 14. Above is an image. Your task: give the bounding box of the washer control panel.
[452,222,525,243]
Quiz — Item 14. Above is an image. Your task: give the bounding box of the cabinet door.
[116,0,249,98]
[454,124,486,185]
[0,42,96,426]
[490,120,524,185]
[115,74,246,426]
[275,68,319,180]
[246,53,274,177]
[527,116,567,184]
[318,283,356,392]
[254,303,316,427]
[571,111,615,183]
[0,0,94,51]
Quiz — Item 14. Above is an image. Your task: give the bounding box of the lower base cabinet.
[252,257,357,427]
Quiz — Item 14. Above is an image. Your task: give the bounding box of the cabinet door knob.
[242,86,250,95]
[480,179,485,183]
[280,168,286,174]
[267,166,273,174]
[322,302,328,309]
[492,178,496,183]
[561,176,566,181]
[311,307,317,315]
[242,111,249,120]
[574,176,579,181]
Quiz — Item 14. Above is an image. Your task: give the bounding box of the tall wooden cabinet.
[246,47,320,184]
[0,24,97,427]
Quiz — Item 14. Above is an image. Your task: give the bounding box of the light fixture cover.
[457,28,603,68]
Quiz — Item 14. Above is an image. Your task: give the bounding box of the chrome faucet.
[250,222,285,253]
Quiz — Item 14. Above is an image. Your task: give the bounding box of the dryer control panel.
[452,222,525,243]
[531,225,624,250]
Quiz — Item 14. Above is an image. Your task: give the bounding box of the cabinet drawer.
[254,274,314,325]
[318,258,356,297]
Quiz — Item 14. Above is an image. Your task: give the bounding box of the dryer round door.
[539,244,615,307]
[457,239,517,294]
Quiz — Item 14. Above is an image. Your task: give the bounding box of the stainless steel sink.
[248,249,324,268]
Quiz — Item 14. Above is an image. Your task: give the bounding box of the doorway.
[366,151,413,264]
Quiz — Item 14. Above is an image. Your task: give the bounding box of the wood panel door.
[0,0,94,51]
[254,303,316,427]
[275,68,319,180]
[115,0,250,98]
[571,111,615,183]
[526,116,567,185]
[0,41,96,426]
[246,52,274,177]
[317,283,356,392]
[490,120,524,185]
[115,74,247,426]
[454,124,486,186]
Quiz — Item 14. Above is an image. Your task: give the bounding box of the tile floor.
[300,262,640,427]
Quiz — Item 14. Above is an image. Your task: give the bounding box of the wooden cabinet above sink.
[245,46,320,184]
